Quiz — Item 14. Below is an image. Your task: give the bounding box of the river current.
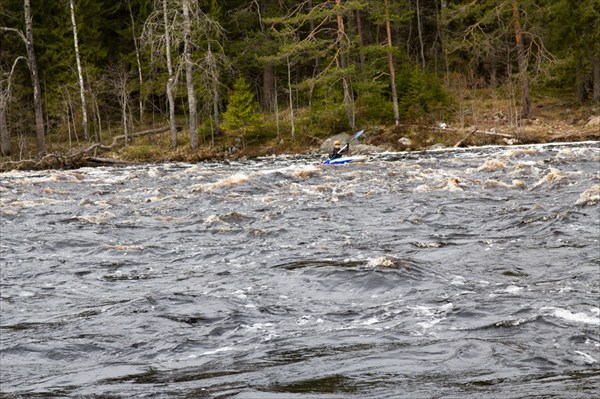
[1,142,599,398]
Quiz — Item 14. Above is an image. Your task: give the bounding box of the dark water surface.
[1,143,599,398]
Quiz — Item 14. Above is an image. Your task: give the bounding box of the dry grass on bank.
[1,94,598,170]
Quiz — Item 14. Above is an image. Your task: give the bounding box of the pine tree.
[222,76,260,138]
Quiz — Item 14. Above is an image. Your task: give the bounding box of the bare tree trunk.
[182,0,198,149]
[576,57,586,102]
[593,58,600,102]
[286,56,295,142]
[110,65,131,144]
[355,9,366,78]
[489,51,498,88]
[0,81,9,156]
[308,1,320,76]
[162,0,178,147]
[438,0,450,84]
[274,77,279,137]
[511,0,531,118]
[205,36,221,135]
[69,0,89,140]
[416,0,426,70]
[23,0,46,154]
[263,63,275,111]
[127,0,144,124]
[65,88,79,143]
[212,77,220,133]
[0,57,26,156]
[385,0,399,127]
[335,0,355,130]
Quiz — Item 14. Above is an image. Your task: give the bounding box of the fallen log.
[454,127,478,148]
[396,123,515,139]
[0,125,175,171]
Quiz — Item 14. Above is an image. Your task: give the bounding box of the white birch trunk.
[127,0,144,124]
[69,0,89,140]
[182,0,198,149]
[0,81,9,156]
[162,0,178,147]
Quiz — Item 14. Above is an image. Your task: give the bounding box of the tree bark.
[205,36,221,135]
[23,0,46,154]
[576,57,586,102]
[355,9,366,78]
[127,0,144,124]
[385,0,400,127]
[182,0,198,149]
[0,81,9,156]
[0,56,27,156]
[162,0,178,148]
[287,56,295,141]
[593,57,600,102]
[511,0,531,118]
[335,0,355,130]
[416,0,426,70]
[263,62,275,111]
[69,0,89,140]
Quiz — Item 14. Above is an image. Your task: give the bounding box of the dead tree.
[182,0,199,149]
[0,57,28,156]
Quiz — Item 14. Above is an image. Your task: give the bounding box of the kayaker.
[329,140,349,160]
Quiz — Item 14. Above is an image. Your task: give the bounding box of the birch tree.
[0,80,8,156]
[127,0,145,124]
[1,0,49,154]
[181,0,198,148]
[0,57,27,156]
[142,0,224,149]
[69,0,89,140]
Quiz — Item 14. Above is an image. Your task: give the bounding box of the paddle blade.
[353,130,365,140]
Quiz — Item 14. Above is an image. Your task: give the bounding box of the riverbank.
[1,96,598,171]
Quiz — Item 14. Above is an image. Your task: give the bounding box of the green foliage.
[396,68,454,120]
[306,103,349,136]
[1,0,597,157]
[222,76,261,136]
[355,92,394,124]
[119,143,161,161]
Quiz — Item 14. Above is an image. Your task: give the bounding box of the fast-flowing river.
[1,142,599,398]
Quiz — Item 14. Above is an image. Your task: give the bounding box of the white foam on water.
[503,285,524,294]
[574,351,598,364]
[541,307,600,326]
[361,317,380,326]
[187,346,236,358]
[450,275,466,285]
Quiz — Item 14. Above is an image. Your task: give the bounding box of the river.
[1,142,599,398]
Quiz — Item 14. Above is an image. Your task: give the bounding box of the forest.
[1,0,598,165]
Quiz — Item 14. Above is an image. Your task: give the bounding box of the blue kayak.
[323,155,368,165]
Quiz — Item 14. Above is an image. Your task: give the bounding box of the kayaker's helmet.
[334,141,341,146]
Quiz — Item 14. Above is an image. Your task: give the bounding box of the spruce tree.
[222,76,260,139]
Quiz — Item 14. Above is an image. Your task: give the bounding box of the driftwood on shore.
[0,126,174,171]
